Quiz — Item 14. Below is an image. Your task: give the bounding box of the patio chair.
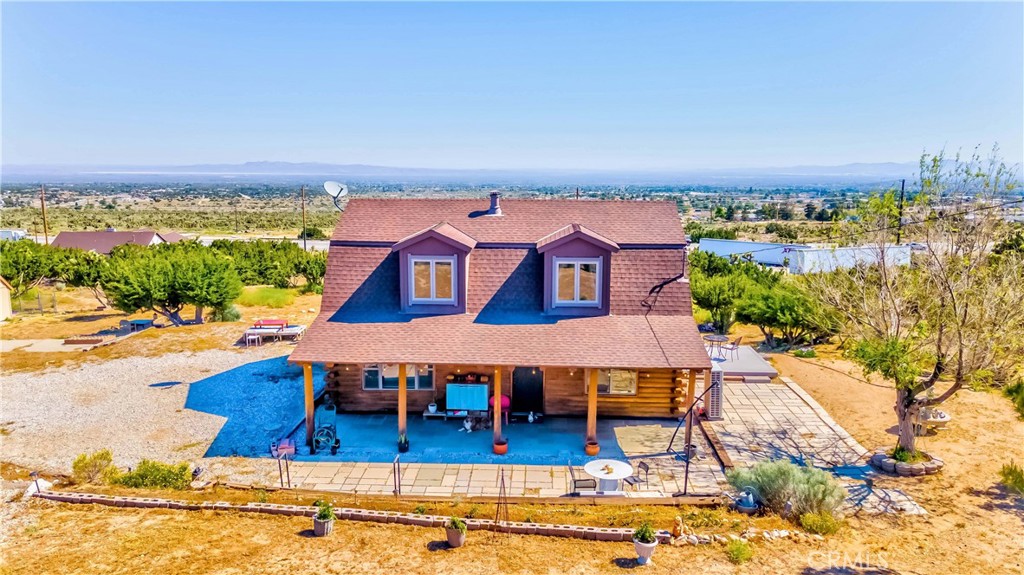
[622,461,650,490]
[720,336,742,360]
[567,462,597,494]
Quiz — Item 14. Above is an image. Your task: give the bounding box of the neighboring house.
[0,229,28,241]
[50,229,183,255]
[697,238,911,274]
[289,194,711,452]
[0,276,12,321]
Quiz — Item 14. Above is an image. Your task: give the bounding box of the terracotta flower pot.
[585,441,600,456]
[493,441,508,455]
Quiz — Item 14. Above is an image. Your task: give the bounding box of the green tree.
[804,202,818,220]
[735,282,840,346]
[59,249,112,308]
[690,270,751,334]
[0,239,59,298]
[298,250,328,294]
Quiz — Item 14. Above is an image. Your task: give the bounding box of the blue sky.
[2,2,1022,170]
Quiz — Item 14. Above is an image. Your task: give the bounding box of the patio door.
[511,367,544,413]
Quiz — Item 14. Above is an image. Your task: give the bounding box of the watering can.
[732,486,759,514]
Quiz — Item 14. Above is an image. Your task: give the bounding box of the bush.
[209,304,242,322]
[236,286,296,308]
[315,500,335,521]
[999,461,1024,496]
[725,539,753,564]
[71,449,115,484]
[792,348,817,358]
[799,511,842,535]
[632,521,657,544]
[110,459,191,490]
[1004,380,1024,418]
[298,226,328,240]
[727,460,846,517]
[446,516,467,534]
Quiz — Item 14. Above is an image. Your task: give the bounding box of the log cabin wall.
[325,363,691,418]
[544,367,685,418]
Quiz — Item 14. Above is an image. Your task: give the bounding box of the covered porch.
[294,362,713,458]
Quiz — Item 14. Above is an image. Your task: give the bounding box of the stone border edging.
[31,490,663,543]
[868,450,944,477]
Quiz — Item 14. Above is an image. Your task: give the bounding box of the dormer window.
[411,256,456,304]
[553,257,601,307]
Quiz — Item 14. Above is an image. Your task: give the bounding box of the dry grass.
[0,288,322,375]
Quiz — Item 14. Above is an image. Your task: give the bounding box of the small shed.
[0,276,13,321]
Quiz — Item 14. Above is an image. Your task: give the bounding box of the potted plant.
[493,437,508,455]
[632,521,658,566]
[398,433,410,453]
[427,401,438,414]
[313,500,335,537]
[445,516,467,548]
[585,440,600,456]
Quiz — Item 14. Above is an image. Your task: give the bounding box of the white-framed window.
[585,369,638,396]
[410,256,456,304]
[553,257,601,307]
[362,364,434,391]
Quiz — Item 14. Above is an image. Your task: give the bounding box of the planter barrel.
[446,528,466,548]
[313,517,334,537]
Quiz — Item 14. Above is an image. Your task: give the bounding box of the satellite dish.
[324,181,348,199]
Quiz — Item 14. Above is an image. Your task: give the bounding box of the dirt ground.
[1,302,1023,574]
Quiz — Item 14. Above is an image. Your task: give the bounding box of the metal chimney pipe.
[488,191,502,216]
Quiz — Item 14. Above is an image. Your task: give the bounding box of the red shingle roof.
[51,230,162,254]
[291,198,708,370]
[391,222,477,252]
[536,223,619,253]
[334,198,685,245]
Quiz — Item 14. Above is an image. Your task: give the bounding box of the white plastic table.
[583,459,634,492]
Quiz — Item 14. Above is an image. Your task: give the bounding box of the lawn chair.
[567,462,597,495]
[622,461,650,490]
[720,336,742,360]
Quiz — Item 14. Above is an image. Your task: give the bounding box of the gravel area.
[0,347,313,473]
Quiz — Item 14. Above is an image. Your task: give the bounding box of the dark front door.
[511,367,544,413]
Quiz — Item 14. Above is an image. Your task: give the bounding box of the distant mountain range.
[1,160,921,187]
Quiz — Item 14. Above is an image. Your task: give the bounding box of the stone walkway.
[203,376,920,513]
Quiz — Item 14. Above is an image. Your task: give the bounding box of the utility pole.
[300,185,307,251]
[575,187,580,200]
[896,179,906,244]
[39,185,50,244]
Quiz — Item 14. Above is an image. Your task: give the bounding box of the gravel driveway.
[0,348,323,473]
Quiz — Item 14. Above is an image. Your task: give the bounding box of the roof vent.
[486,191,502,216]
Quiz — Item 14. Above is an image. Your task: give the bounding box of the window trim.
[362,364,435,391]
[552,256,602,308]
[409,255,457,305]
[585,368,639,396]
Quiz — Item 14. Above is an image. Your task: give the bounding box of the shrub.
[315,500,335,521]
[110,460,191,490]
[1004,380,1024,419]
[413,504,427,515]
[725,539,753,564]
[236,286,296,308]
[793,348,817,358]
[446,516,467,534]
[799,511,842,535]
[890,445,928,463]
[71,449,115,484]
[633,521,656,544]
[726,460,847,517]
[999,461,1024,496]
[254,489,269,504]
[209,304,241,322]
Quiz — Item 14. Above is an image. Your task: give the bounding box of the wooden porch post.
[493,366,503,442]
[686,369,697,413]
[397,364,408,436]
[586,368,599,442]
[302,362,315,447]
